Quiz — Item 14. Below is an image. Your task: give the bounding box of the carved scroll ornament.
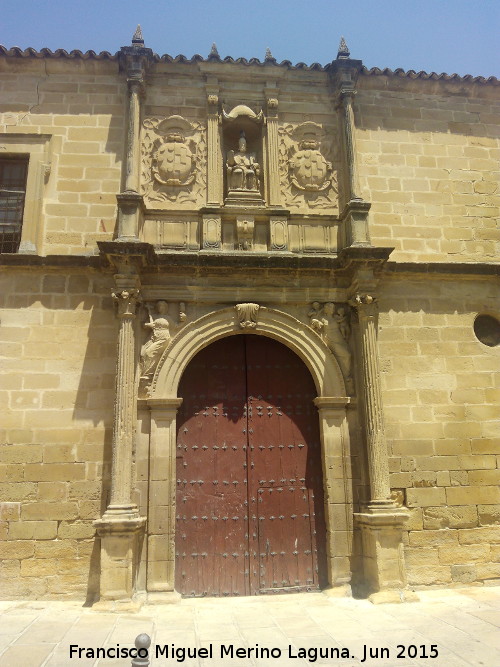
[235,303,260,329]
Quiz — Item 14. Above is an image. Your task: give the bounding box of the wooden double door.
[175,335,327,596]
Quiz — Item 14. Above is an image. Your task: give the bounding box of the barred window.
[0,157,29,253]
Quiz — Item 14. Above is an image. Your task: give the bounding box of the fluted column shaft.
[340,92,362,203]
[206,93,222,205]
[107,287,140,515]
[266,97,280,206]
[355,296,391,504]
[125,81,142,194]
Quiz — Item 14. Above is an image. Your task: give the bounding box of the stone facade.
[0,34,499,604]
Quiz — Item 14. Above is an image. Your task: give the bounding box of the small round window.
[474,314,500,347]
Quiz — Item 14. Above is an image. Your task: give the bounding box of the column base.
[355,505,416,602]
[94,513,146,605]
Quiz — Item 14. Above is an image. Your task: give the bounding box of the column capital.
[112,287,140,319]
[349,293,378,318]
[314,396,351,411]
[147,397,183,419]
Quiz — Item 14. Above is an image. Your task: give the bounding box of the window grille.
[0,157,29,252]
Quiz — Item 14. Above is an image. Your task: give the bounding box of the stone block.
[22,501,79,521]
[0,482,37,502]
[446,486,500,506]
[423,506,478,530]
[478,505,500,525]
[458,527,500,545]
[451,564,477,583]
[0,540,34,559]
[407,565,452,586]
[35,540,78,558]
[438,544,490,565]
[58,521,95,539]
[405,547,440,567]
[407,487,446,507]
[8,520,58,540]
[409,529,458,547]
[0,501,21,521]
[20,559,56,577]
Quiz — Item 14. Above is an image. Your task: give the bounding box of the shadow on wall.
[0,268,117,602]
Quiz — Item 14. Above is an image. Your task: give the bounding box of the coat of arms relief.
[278,121,339,211]
[141,115,206,206]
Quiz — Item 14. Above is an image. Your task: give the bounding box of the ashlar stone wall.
[0,268,115,598]
[356,75,500,263]
[0,58,123,255]
[378,276,500,586]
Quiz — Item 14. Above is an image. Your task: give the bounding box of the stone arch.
[144,305,353,597]
[151,305,347,400]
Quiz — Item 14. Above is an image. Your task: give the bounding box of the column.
[351,294,414,602]
[314,397,353,595]
[94,280,146,608]
[206,82,222,205]
[117,31,152,240]
[337,91,371,247]
[146,399,182,603]
[354,294,392,506]
[265,92,281,206]
[340,92,362,203]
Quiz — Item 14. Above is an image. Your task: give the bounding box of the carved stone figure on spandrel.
[140,301,171,379]
[227,131,260,192]
[335,305,351,341]
[309,302,353,392]
[308,301,323,332]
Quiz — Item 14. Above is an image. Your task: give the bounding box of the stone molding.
[150,304,347,399]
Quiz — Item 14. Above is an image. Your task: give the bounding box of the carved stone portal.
[141,115,206,206]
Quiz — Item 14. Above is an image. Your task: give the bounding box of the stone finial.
[209,42,220,58]
[132,25,144,47]
[131,633,151,667]
[337,36,350,59]
[265,47,275,62]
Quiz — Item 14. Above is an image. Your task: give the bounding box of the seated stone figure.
[227,131,260,192]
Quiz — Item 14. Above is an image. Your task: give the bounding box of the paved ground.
[0,587,499,667]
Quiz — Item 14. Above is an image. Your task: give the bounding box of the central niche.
[222,105,264,207]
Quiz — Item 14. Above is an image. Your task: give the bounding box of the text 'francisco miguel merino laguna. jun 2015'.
[69,642,440,662]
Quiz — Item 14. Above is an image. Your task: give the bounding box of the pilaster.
[265,85,281,206]
[206,78,222,205]
[314,397,353,596]
[146,398,183,603]
[117,27,153,241]
[350,290,413,601]
[329,39,370,247]
[94,242,152,607]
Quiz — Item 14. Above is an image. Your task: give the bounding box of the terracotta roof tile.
[0,45,497,84]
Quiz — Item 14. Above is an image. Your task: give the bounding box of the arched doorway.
[175,334,327,596]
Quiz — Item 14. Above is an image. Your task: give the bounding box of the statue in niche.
[309,302,353,391]
[140,301,172,379]
[226,131,260,192]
